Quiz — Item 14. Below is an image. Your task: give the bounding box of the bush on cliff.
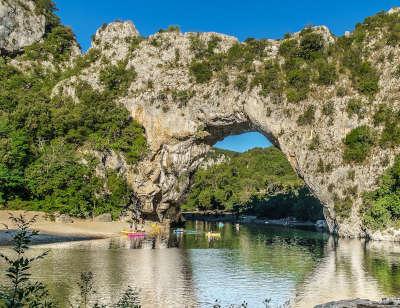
[189,61,213,83]
[0,45,146,217]
[363,155,400,230]
[343,126,376,163]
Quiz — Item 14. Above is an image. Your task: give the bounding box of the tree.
[0,214,54,307]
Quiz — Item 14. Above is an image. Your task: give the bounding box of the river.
[1,221,399,307]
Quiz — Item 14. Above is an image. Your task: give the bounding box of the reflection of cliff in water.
[1,223,400,307]
[293,237,400,307]
[28,237,198,307]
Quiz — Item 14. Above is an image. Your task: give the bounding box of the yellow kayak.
[206,232,221,238]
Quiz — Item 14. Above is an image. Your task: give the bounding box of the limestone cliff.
[0,0,45,53]
[4,1,400,240]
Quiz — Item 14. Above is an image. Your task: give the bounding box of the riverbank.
[315,298,400,307]
[0,210,168,245]
[183,212,326,229]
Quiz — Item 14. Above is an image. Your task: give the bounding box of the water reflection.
[7,237,198,307]
[0,222,399,307]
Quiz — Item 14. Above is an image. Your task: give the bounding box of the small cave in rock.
[182,132,325,224]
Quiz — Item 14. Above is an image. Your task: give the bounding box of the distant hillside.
[182,147,324,221]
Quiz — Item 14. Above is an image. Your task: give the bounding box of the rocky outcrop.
[0,0,45,53]
[315,298,400,307]
[4,0,400,239]
[56,15,400,239]
[198,149,232,170]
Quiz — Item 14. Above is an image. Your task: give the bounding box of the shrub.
[298,32,325,60]
[334,196,353,219]
[158,25,180,33]
[0,215,54,306]
[279,39,298,58]
[353,62,379,96]
[297,105,316,126]
[346,98,365,119]
[286,88,307,103]
[308,135,320,150]
[251,61,282,96]
[316,60,337,85]
[99,61,137,96]
[373,104,392,126]
[363,155,400,230]
[336,86,347,97]
[235,75,248,91]
[363,200,392,230]
[343,125,376,163]
[285,68,310,102]
[380,120,400,148]
[189,61,212,83]
[127,36,144,52]
[171,89,194,106]
[33,0,60,29]
[322,102,335,116]
[24,26,76,62]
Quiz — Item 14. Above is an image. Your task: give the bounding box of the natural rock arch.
[6,1,399,239]
[75,18,399,240]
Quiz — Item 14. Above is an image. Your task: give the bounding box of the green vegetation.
[24,25,76,62]
[33,0,60,30]
[316,60,337,86]
[334,195,353,220]
[158,25,180,33]
[189,61,213,83]
[0,215,142,307]
[363,155,400,230]
[182,147,324,221]
[186,10,390,101]
[251,61,282,97]
[342,126,376,163]
[171,89,195,106]
[343,103,400,163]
[297,105,315,126]
[346,98,365,119]
[308,135,320,150]
[99,60,137,96]
[372,104,400,148]
[321,101,335,116]
[0,0,147,218]
[0,58,146,216]
[0,215,54,307]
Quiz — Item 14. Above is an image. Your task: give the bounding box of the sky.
[55,0,400,152]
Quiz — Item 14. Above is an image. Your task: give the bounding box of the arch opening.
[182,131,326,227]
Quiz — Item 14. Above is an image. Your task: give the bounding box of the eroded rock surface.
[315,298,400,308]
[58,19,400,239]
[0,0,45,53]
[4,0,400,239]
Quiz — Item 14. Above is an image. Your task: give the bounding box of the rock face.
[59,19,400,239]
[4,1,400,239]
[315,298,400,307]
[0,0,45,53]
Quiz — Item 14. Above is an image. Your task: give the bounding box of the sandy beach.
[0,210,159,245]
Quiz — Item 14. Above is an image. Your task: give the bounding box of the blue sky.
[55,0,399,152]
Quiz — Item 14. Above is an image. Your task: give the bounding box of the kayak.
[185,230,200,235]
[120,230,146,237]
[173,228,185,233]
[206,232,221,238]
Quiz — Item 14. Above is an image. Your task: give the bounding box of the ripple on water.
[0,222,399,307]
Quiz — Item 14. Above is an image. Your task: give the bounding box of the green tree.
[0,214,54,307]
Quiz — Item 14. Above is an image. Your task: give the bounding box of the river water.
[1,221,400,307]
